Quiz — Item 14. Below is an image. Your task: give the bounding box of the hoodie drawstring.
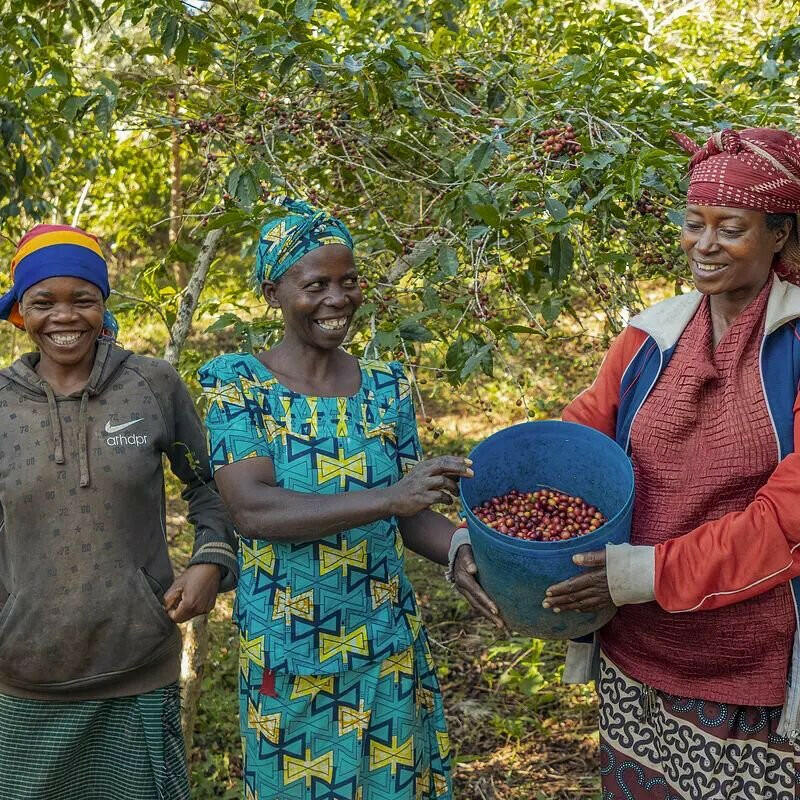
[42,382,65,465]
[41,382,91,487]
[78,389,90,488]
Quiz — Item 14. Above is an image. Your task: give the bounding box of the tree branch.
[383,234,440,286]
[164,227,223,367]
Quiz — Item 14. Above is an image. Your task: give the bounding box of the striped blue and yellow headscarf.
[0,223,118,340]
[253,198,353,289]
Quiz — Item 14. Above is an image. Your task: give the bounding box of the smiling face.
[681,205,791,298]
[20,276,105,367]
[263,244,362,350]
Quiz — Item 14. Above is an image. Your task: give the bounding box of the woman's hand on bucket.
[542,550,614,613]
[386,457,474,517]
[452,545,506,630]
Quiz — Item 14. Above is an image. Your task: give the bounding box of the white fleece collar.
[630,274,800,351]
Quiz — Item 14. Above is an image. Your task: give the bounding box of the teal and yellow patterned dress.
[199,354,452,800]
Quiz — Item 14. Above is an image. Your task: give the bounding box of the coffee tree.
[77,0,794,387]
[4,0,798,382]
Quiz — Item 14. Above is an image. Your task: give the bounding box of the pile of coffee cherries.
[471,488,607,541]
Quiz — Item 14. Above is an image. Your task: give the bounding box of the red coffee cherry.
[471,488,607,541]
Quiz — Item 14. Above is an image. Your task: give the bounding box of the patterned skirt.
[240,631,452,800]
[598,652,800,799]
[0,683,189,800]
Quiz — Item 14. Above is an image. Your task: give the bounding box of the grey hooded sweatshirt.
[0,341,238,700]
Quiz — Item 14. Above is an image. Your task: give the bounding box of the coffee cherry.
[471,488,607,541]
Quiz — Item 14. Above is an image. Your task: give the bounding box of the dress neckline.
[242,352,366,400]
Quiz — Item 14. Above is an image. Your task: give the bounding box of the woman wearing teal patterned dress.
[199,199,499,800]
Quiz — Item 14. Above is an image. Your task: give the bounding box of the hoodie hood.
[0,341,133,487]
[1,340,132,398]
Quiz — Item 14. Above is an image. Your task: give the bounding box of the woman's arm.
[149,362,240,622]
[160,365,239,585]
[213,454,473,542]
[398,510,455,565]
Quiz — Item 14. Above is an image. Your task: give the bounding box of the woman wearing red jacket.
[451,127,800,798]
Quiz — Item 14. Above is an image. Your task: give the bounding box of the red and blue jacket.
[562,274,800,734]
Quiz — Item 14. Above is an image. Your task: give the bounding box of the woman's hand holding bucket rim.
[386,456,474,517]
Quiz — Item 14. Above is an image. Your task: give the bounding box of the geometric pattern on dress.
[199,354,426,676]
[239,629,452,800]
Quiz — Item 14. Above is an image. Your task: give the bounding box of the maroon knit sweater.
[600,281,795,705]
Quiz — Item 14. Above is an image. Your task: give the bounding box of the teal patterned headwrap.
[253,198,354,289]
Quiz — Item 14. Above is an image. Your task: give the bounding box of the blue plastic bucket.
[459,420,634,639]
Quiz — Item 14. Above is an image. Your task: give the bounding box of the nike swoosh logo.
[104,418,144,434]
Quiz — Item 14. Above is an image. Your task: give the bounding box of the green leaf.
[94,95,114,132]
[207,209,249,230]
[470,141,494,174]
[174,31,190,64]
[545,198,568,221]
[397,320,433,342]
[205,312,243,333]
[294,0,317,21]
[437,245,459,276]
[487,82,507,110]
[579,151,614,170]
[343,55,363,74]
[98,76,120,97]
[469,203,500,227]
[60,95,91,122]
[460,343,493,380]
[504,324,545,336]
[549,234,573,285]
[168,241,199,264]
[161,15,179,55]
[666,209,685,227]
[584,185,614,212]
[225,167,259,208]
[50,62,70,88]
[761,58,779,79]
[541,297,562,323]
[372,330,398,350]
[14,154,27,186]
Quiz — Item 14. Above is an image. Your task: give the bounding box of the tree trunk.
[168,92,188,288]
[178,615,209,749]
[162,226,224,753]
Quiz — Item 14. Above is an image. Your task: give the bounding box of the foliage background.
[2,0,800,796]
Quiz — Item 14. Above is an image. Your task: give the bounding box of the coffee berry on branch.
[536,123,582,156]
[471,488,607,541]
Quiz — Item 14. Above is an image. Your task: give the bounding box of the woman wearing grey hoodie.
[0,223,238,800]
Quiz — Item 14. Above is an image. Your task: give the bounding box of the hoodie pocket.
[137,568,171,628]
[0,570,178,690]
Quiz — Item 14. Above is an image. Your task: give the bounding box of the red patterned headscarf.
[673,127,800,279]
